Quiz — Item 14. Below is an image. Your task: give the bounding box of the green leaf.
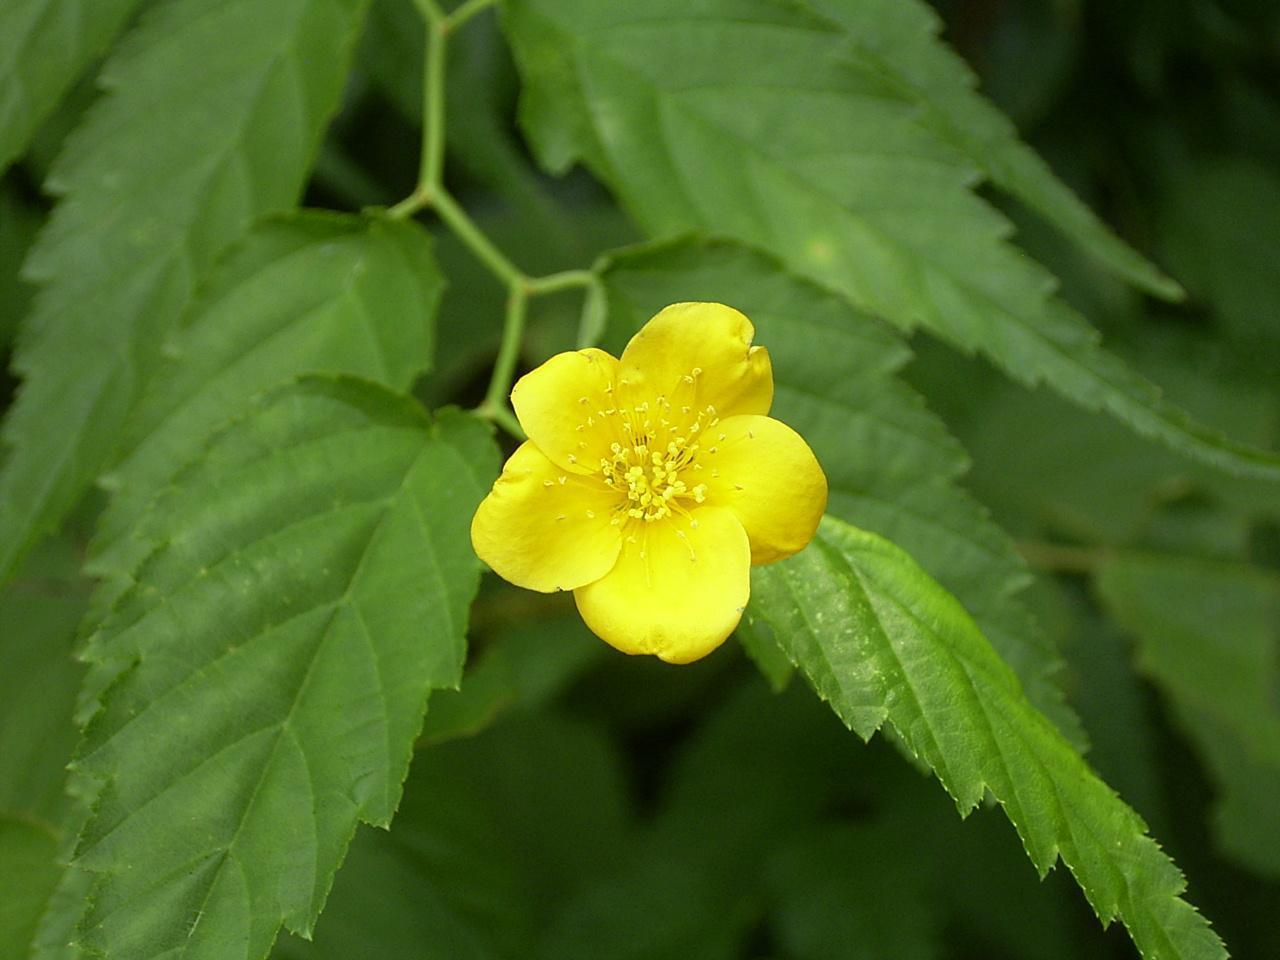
[88,211,444,595]
[541,680,847,960]
[1160,157,1280,350]
[68,377,499,960]
[501,0,1280,480]
[910,334,1280,545]
[0,539,87,826]
[750,517,1227,960]
[0,0,370,584]
[274,712,629,960]
[0,181,42,350]
[764,826,940,960]
[0,538,90,960]
[1040,583,1170,838]
[599,237,1082,744]
[1095,552,1280,878]
[0,0,142,173]
[419,612,604,747]
[805,0,1181,300]
[0,817,62,960]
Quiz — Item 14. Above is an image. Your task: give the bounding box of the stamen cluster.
[592,381,718,523]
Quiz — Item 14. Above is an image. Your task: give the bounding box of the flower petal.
[618,302,772,418]
[573,506,750,664]
[510,347,619,473]
[471,441,623,592]
[701,415,827,564]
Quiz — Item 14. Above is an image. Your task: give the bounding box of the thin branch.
[524,269,597,296]
[433,189,524,287]
[445,0,500,32]
[480,285,530,413]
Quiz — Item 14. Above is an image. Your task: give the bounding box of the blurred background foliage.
[2,0,1278,958]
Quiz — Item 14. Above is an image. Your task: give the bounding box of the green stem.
[388,0,604,431]
[420,16,446,191]
[445,0,499,32]
[524,269,596,296]
[481,285,530,413]
[483,403,526,441]
[433,189,524,287]
[387,192,427,220]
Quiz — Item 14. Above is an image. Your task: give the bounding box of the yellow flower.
[470,302,828,664]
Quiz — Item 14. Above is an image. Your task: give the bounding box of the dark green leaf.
[274,712,629,960]
[0,538,90,960]
[0,181,42,350]
[764,826,940,960]
[68,377,499,960]
[1096,552,1280,878]
[0,0,371,584]
[1160,157,1280,350]
[502,0,1280,480]
[0,539,86,824]
[0,816,61,960]
[0,0,142,173]
[751,517,1227,960]
[419,613,604,746]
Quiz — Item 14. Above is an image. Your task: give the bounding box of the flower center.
[594,392,719,523]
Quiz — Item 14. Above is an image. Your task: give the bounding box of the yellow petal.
[618,302,772,418]
[471,441,622,593]
[701,415,827,564]
[510,347,618,473]
[573,506,750,664]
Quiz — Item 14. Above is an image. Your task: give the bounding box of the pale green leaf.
[600,237,1081,743]
[807,0,1180,299]
[750,517,1226,960]
[1095,552,1280,878]
[68,377,499,960]
[0,0,142,173]
[0,0,370,584]
[502,0,1280,480]
[88,210,444,594]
